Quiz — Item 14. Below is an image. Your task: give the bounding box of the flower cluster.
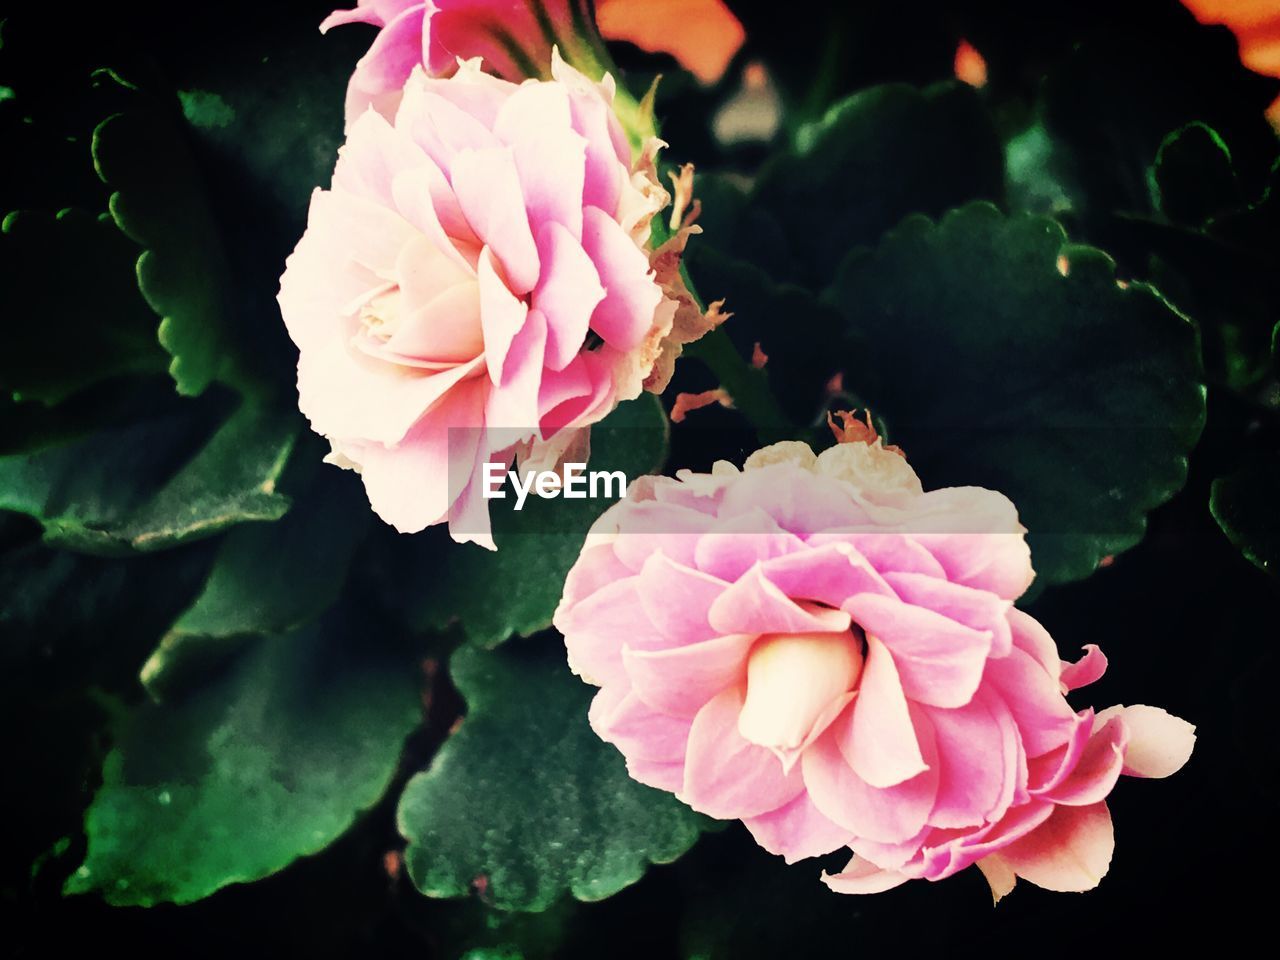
[554,428,1195,896]
[281,0,1195,903]
[279,52,710,547]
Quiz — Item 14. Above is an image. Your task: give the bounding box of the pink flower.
[553,426,1196,896]
[278,55,702,548]
[321,0,746,127]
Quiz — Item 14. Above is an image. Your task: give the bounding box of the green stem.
[683,329,795,443]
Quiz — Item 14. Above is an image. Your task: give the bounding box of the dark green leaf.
[64,610,420,906]
[0,209,166,405]
[1153,122,1241,227]
[752,82,1004,286]
[0,401,296,555]
[1039,18,1280,224]
[398,642,706,912]
[386,396,668,649]
[92,77,240,397]
[141,464,371,699]
[1211,457,1280,578]
[821,203,1205,585]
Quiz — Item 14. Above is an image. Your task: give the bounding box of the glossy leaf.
[752,81,1003,286]
[64,610,420,906]
[398,642,706,912]
[92,78,239,397]
[822,203,1205,585]
[141,463,370,699]
[1211,457,1280,579]
[0,209,166,405]
[0,401,296,555]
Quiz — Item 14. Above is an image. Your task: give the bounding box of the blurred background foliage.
[1,0,1277,956]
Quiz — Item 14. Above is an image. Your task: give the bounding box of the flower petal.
[681,686,806,819]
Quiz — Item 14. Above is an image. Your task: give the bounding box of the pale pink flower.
[321,0,746,127]
[278,55,698,548]
[553,429,1195,896]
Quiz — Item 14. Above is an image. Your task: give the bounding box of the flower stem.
[683,328,796,443]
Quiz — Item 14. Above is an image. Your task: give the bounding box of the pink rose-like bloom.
[278,55,694,548]
[553,434,1196,897]
[322,0,746,128]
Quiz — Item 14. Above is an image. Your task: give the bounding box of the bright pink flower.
[553,432,1196,896]
[321,0,746,127]
[278,55,700,548]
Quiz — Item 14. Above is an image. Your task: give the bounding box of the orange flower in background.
[1182,0,1280,124]
[596,0,746,84]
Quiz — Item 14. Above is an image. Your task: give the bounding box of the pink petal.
[390,160,481,269]
[744,792,855,864]
[558,577,663,688]
[976,856,1018,903]
[1059,644,1108,692]
[590,688,691,764]
[718,467,868,534]
[985,646,1078,758]
[531,222,604,371]
[681,686,806,819]
[882,571,1013,657]
[559,73,626,215]
[998,802,1114,892]
[451,146,540,294]
[1008,609,1063,686]
[335,108,429,208]
[843,593,992,708]
[1038,715,1127,806]
[839,636,926,788]
[1026,708,1094,795]
[608,502,720,571]
[692,508,807,581]
[924,690,1018,828]
[345,373,487,533]
[760,543,896,609]
[807,533,948,578]
[484,307,546,430]
[494,82,588,239]
[1096,704,1196,778]
[708,565,853,636]
[635,552,730,646]
[821,855,911,894]
[802,721,938,844]
[477,246,529,385]
[558,542,632,610]
[297,334,485,447]
[397,84,501,175]
[341,5,428,126]
[623,632,754,718]
[581,206,661,352]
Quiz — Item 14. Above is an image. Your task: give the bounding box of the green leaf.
[0,400,297,555]
[0,209,166,405]
[1211,457,1280,579]
[752,82,1004,287]
[1153,122,1241,227]
[383,395,668,649]
[141,464,371,699]
[64,609,420,906]
[821,203,1205,585]
[92,77,239,397]
[398,642,706,912]
[1116,152,1279,391]
[1038,19,1280,225]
